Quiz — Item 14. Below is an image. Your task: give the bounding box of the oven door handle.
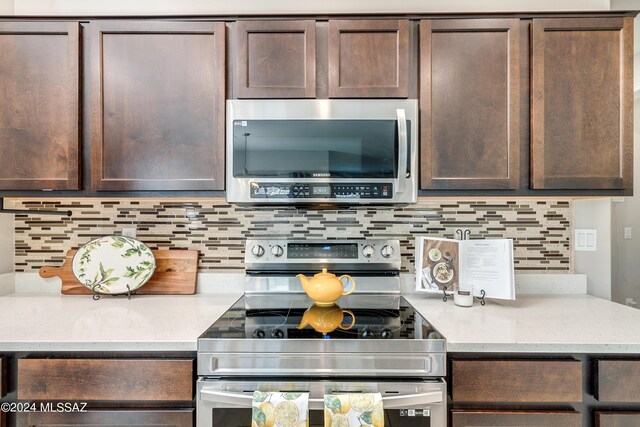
[396,108,408,194]
[200,389,444,409]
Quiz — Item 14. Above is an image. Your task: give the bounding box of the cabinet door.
[0,357,6,398]
[18,358,193,401]
[596,360,640,402]
[420,19,520,189]
[452,411,582,427]
[451,359,583,403]
[234,20,316,98]
[90,21,226,191]
[531,17,633,190]
[0,22,80,190]
[328,20,409,98]
[596,412,640,427]
[17,410,193,427]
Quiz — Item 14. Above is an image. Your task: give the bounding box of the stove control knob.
[253,329,265,339]
[362,245,375,258]
[381,329,393,339]
[381,245,394,258]
[271,329,284,339]
[362,329,374,339]
[251,245,265,258]
[271,245,284,257]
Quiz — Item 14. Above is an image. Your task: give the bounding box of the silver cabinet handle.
[396,108,408,194]
[200,388,443,409]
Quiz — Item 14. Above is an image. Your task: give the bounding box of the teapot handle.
[339,310,356,330]
[338,275,356,296]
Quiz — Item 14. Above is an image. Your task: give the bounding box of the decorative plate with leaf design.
[72,236,156,295]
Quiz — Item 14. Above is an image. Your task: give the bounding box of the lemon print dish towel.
[324,393,384,427]
[252,391,309,427]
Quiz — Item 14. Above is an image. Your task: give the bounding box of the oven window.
[232,120,411,178]
[210,408,431,426]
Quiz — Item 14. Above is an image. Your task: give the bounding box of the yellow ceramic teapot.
[296,268,356,306]
[297,303,356,335]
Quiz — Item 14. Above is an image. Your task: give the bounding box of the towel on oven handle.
[324,393,384,427]
[252,391,309,427]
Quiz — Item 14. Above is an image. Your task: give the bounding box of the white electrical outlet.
[624,228,632,239]
[612,197,626,203]
[122,227,137,238]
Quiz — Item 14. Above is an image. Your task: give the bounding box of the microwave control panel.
[249,183,393,199]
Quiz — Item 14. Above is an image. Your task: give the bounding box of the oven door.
[197,378,446,427]
[226,99,418,205]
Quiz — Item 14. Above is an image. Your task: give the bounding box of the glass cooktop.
[200,295,444,341]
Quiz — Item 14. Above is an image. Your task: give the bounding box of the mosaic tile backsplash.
[11,199,572,273]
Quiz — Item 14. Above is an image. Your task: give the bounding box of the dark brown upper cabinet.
[234,20,316,98]
[90,21,226,191]
[0,22,80,190]
[531,17,633,190]
[420,19,520,190]
[328,20,409,98]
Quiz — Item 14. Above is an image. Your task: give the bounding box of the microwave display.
[233,119,411,179]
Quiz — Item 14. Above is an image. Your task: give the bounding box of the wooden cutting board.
[39,249,198,295]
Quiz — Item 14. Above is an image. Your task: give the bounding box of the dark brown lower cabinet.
[596,360,640,402]
[0,357,6,398]
[596,412,640,427]
[452,411,582,426]
[16,409,193,427]
[17,358,193,401]
[451,359,583,403]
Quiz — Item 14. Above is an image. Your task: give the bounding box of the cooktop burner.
[200,295,443,341]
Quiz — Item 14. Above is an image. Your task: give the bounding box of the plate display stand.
[90,284,135,301]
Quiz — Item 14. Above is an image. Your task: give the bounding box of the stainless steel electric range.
[197,239,447,427]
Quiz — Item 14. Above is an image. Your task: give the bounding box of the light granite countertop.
[1,291,640,354]
[404,293,640,354]
[0,293,242,352]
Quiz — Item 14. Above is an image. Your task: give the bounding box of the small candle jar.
[454,283,474,307]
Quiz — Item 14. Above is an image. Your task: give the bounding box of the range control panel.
[249,182,393,199]
[244,239,402,272]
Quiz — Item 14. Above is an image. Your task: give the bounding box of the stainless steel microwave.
[226,99,418,205]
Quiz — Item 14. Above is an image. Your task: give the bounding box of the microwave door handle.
[396,108,408,194]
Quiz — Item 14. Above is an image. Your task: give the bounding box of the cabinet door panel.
[328,20,409,98]
[17,358,193,401]
[90,21,225,190]
[0,357,5,398]
[17,410,193,427]
[531,17,633,190]
[420,19,520,189]
[596,360,640,402]
[235,20,316,98]
[452,411,582,427]
[596,412,640,427]
[0,22,80,190]
[451,359,583,403]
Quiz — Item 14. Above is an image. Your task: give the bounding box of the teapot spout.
[297,310,310,329]
[296,273,310,292]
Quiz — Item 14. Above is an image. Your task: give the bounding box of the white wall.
[611,98,640,306]
[0,214,13,274]
[11,0,610,15]
[0,0,13,14]
[575,199,613,300]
